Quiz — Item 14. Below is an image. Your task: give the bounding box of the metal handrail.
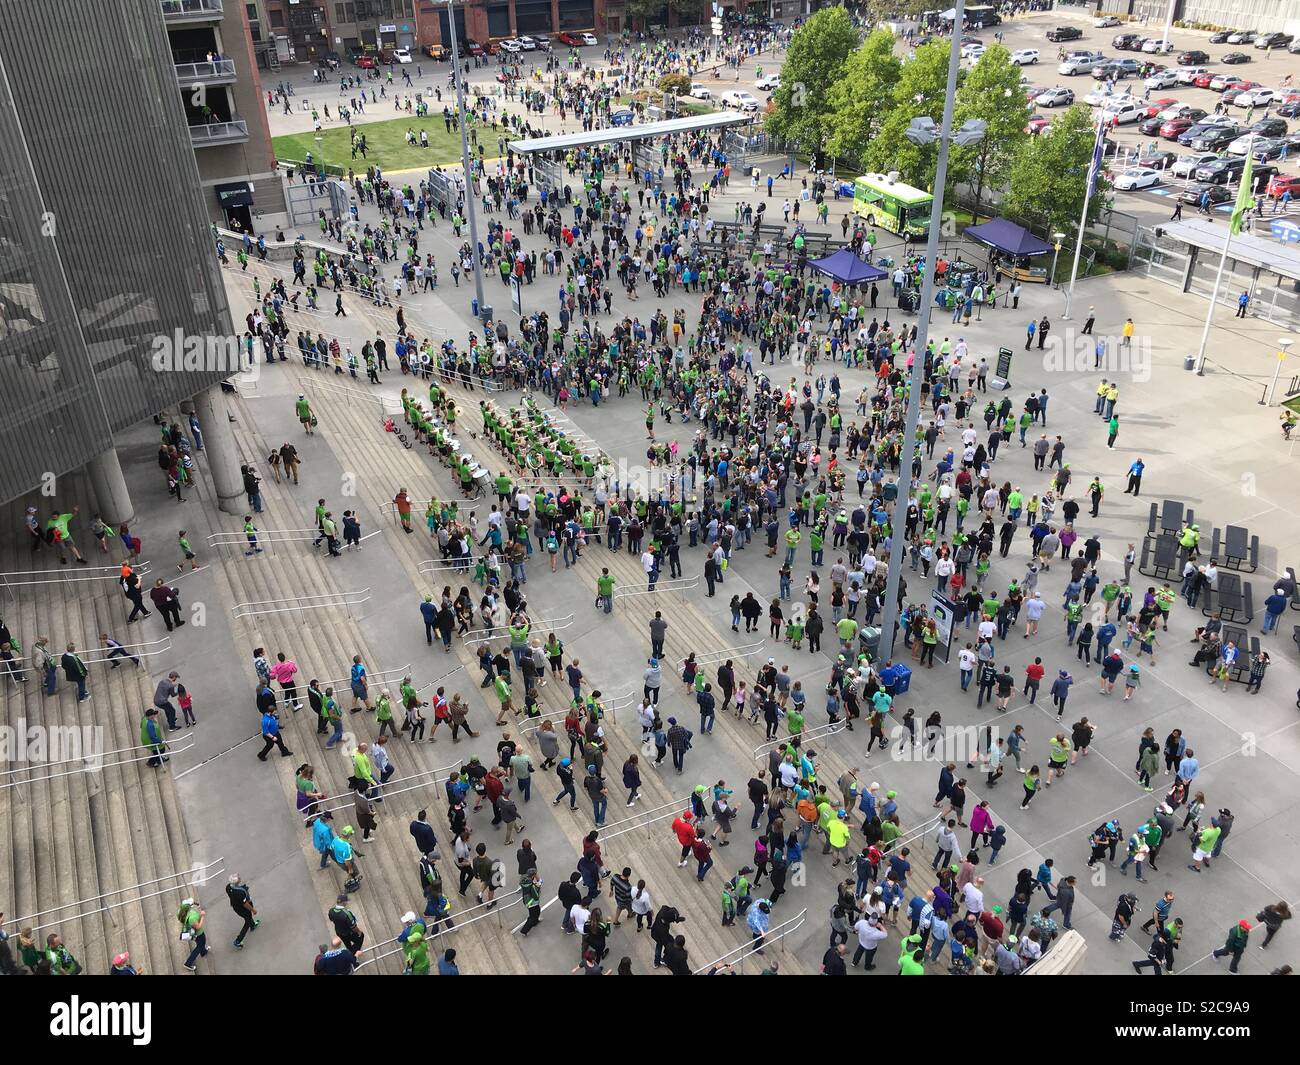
[613,576,700,599]
[0,740,198,791]
[206,526,315,544]
[417,556,481,574]
[752,720,846,759]
[304,759,463,820]
[160,0,224,15]
[676,639,764,672]
[0,559,153,590]
[354,889,523,971]
[413,661,465,697]
[462,612,574,648]
[231,588,370,619]
[175,59,236,81]
[189,119,249,143]
[11,856,225,927]
[0,729,196,777]
[299,375,387,410]
[889,813,945,856]
[692,907,808,974]
[600,795,694,841]
[3,635,173,668]
[315,663,412,693]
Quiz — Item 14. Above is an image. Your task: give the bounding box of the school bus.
[852,172,933,237]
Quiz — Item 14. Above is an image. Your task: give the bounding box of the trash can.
[480,303,493,324]
[1183,354,1195,371]
[858,626,881,661]
[892,664,913,695]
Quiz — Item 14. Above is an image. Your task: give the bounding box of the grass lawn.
[273,114,488,175]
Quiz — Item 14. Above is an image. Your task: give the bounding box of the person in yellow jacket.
[898,932,926,974]
[825,809,852,866]
[352,742,376,796]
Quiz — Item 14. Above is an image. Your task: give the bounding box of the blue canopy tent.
[808,247,889,285]
[963,217,1053,257]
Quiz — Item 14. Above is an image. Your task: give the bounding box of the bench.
[1205,572,1254,623]
[1293,624,1300,654]
[1209,625,1259,684]
[1284,567,1300,612]
[1219,524,1260,572]
[1139,533,1180,580]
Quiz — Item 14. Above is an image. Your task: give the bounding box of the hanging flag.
[1230,148,1254,235]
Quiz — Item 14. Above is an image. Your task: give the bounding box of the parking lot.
[959,14,1300,231]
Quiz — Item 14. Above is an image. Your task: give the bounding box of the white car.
[1175,66,1209,84]
[579,32,598,46]
[1171,152,1219,177]
[1112,166,1162,190]
[1085,88,1128,106]
[755,73,780,90]
[963,42,986,59]
[689,82,712,100]
[1035,86,1075,107]
[1226,30,1256,44]
[1234,86,1276,106]
[1102,100,1144,124]
[1094,15,1122,28]
[1010,48,1040,65]
[518,36,538,50]
[1144,69,1179,88]
[392,47,413,64]
[1226,134,1257,154]
[1141,37,1174,53]
[721,89,760,111]
[499,38,523,53]
[1059,52,1105,74]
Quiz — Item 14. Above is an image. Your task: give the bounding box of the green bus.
[852,172,933,237]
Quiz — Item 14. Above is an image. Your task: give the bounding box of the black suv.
[1113,33,1144,50]
[1255,32,1293,49]
[1047,26,1083,42]
[1177,49,1210,64]
[1195,157,1246,184]
[1251,117,1289,137]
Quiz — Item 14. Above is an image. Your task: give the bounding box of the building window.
[246,2,258,19]
[487,2,510,37]
[515,0,553,34]
[559,0,595,30]
[270,9,284,25]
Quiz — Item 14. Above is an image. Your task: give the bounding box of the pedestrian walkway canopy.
[964,217,1053,257]
[809,247,889,285]
[507,111,754,156]
[1163,217,1300,281]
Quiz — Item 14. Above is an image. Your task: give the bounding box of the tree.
[658,73,691,97]
[825,28,901,169]
[765,6,860,157]
[858,0,930,26]
[950,46,1031,220]
[862,39,956,186]
[1002,104,1111,239]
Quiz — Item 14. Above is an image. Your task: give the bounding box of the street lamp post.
[445,0,487,321]
[875,0,985,665]
[1050,231,1065,288]
[1267,337,1295,406]
[1062,115,1105,320]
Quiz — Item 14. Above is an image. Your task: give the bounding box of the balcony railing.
[160,0,224,21]
[175,59,237,85]
[188,119,248,147]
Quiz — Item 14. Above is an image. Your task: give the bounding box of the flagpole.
[1061,117,1104,321]
[1195,133,1254,376]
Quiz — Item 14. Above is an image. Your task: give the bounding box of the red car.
[1192,71,1218,88]
[354,54,376,69]
[1159,117,1195,139]
[556,31,582,46]
[1025,115,1050,134]
[1144,96,1178,118]
[466,40,485,56]
[1267,174,1300,198]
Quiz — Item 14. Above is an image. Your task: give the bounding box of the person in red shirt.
[692,829,714,882]
[672,812,696,867]
[979,905,1005,957]
[484,769,505,826]
[1023,657,1046,705]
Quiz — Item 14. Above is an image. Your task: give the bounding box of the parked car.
[1221,51,1251,64]
[1290,38,1300,54]
[1035,86,1075,107]
[1209,73,1246,91]
[1177,50,1210,64]
[1249,117,1289,137]
[1086,87,1122,107]
[1060,51,1106,74]
[1195,156,1247,183]
[1046,26,1083,42]
[962,42,986,59]
[1113,33,1145,50]
[1159,116,1197,139]
[720,89,760,111]
[1278,101,1300,118]
[689,82,712,100]
[1025,114,1051,134]
[1192,71,1218,88]
[1103,100,1144,124]
[1247,164,1281,191]
[1174,66,1209,84]
[1094,58,1139,79]
[1180,182,1233,205]
[424,43,450,60]
[1255,32,1293,49]
[1010,48,1040,65]
[1209,31,1237,44]
[1095,15,1122,28]
[1142,38,1175,54]
[1186,125,1241,151]
[1226,30,1258,44]
[1171,152,1220,177]
[755,73,781,90]
[531,35,552,50]
[1113,166,1162,190]
[1136,150,1177,169]
[353,53,377,69]
[609,108,634,126]
[1142,96,1178,118]
[1221,82,1260,104]
[556,31,582,46]
[1144,69,1179,88]
[1159,104,1207,122]
[1245,136,1290,160]
[392,46,413,64]
[466,40,485,56]
[498,38,523,53]
[1266,174,1300,198]
[579,32,598,46]
[1234,87,1277,107]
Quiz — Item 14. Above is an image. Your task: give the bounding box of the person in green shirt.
[898,932,925,975]
[178,901,208,971]
[296,393,315,434]
[493,675,514,726]
[45,507,87,565]
[177,529,199,571]
[836,616,858,650]
[596,568,616,614]
[43,933,82,976]
[243,517,263,556]
[375,690,397,738]
[402,921,430,975]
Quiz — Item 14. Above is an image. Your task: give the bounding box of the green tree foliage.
[951,46,1031,219]
[1002,104,1111,236]
[825,28,901,167]
[766,6,860,154]
[658,73,691,97]
[862,39,956,186]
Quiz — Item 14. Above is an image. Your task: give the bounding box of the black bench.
[1206,572,1254,623]
[1139,533,1180,580]
[1214,524,1260,572]
[1207,626,1257,684]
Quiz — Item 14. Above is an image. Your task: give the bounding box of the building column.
[87,447,135,529]
[193,385,246,516]
[551,0,560,34]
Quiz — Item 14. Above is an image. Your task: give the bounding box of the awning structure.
[964,216,1054,257]
[809,248,889,284]
[508,111,754,155]
[1163,217,1300,281]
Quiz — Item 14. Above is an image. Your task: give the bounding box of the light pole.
[1159,0,1176,52]
[875,0,985,665]
[1062,115,1105,320]
[445,0,487,322]
[1267,337,1295,406]
[1050,231,1064,288]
